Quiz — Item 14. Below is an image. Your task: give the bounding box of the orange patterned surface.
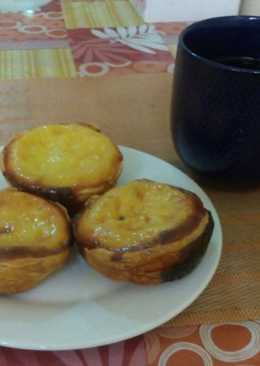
[0,0,65,47]
[146,322,260,365]
[0,13,66,42]
[67,26,174,77]
[0,0,257,364]
[0,0,186,78]
[1,322,260,364]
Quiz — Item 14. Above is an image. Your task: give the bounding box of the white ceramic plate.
[0,146,222,351]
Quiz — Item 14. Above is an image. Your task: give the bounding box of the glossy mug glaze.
[171,16,260,183]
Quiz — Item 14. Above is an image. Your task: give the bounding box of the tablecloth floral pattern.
[0,1,258,365]
[0,0,185,79]
[1,322,260,365]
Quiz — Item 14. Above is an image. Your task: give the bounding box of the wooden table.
[0,1,260,365]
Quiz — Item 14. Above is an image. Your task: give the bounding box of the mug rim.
[180,15,260,75]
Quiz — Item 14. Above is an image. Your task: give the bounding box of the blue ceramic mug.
[171,16,260,183]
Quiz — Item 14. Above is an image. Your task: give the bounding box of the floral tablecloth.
[0,1,259,365]
[1,322,260,365]
[0,0,182,79]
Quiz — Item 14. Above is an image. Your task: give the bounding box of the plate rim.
[0,145,223,351]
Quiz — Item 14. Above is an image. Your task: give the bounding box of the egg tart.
[2,124,123,214]
[75,179,214,284]
[0,189,71,294]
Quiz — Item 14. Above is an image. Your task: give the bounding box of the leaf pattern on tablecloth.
[108,340,125,365]
[72,37,136,67]
[81,348,103,366]
[91,25,168,55]
[54,351,85,366]
[68,26,173,77]
[144,332,161,364]
[128,337,146,366]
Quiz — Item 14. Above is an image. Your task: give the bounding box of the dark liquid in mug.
[214,56,260,70]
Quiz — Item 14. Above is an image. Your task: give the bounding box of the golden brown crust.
[74,180,214,284]
[0,250,70,294]
[160,212,214,282]
[0,189,72,293]
[78,213,213,284]
[0,246,69,260]
[2,123,123,214]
